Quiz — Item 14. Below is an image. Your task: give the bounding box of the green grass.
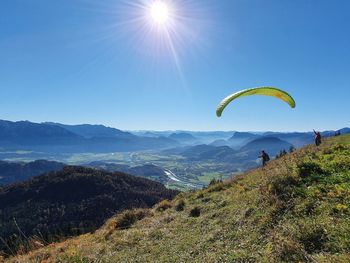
[7,134,350,263]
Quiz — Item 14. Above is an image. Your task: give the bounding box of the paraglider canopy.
[216,86,296,117]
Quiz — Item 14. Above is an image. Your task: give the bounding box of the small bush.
[207,183,225,193]
[299,225,329,253]
[302,199,319,216]
[332,144,347,152]
[327,156,350,172]
[174,199,185,211]
[155,199,172,212]
[272,238,306,262]
[268,175,299,201]
[244,208,254,218]
[332,203,349,215]
[114,209,150,229]
[196,192,204,199]
[297,161,324,178]
[209,178,222,186]
[189,207,201,217]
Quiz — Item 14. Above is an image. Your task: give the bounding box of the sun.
[149,1,170,25]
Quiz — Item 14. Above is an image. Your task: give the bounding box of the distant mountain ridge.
[262,131,313,147]
[164,136,293,171]
[0,160,65,185]
[240,136,293,157]
[0,120,179,153]
[212,128,350,149]
[0,120,82,147]
[181,144,237,162]
[0,119,348,160]
[45,122,135,139]
[168,132,199,145]
[227,132,260,148]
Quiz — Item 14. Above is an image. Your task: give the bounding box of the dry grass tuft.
[174,199,185,211]
[111,208,152,230]
[155,199,172,212]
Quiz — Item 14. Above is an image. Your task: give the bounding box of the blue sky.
[1,0,349,131]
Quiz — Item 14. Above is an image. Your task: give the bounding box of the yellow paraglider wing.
[216,87,296,117]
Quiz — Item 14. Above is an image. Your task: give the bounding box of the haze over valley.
[1,119,348,190]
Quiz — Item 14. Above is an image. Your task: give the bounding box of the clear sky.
[1,0,349,131]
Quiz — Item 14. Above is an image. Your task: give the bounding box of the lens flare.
[83,0,211,86]
[150,1,170,24]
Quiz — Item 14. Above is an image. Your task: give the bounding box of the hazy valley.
[0,120,348,191]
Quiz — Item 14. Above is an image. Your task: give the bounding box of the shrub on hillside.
[207,182,225,193]
[270,235,307,263]
[189,207,201,217]
[196,192,204,199]
[267,174,300,201]
[299,224,329,253]
[155,199,172,212]
[332,203,349,215]
[297,161,324,178]
[174,199,185,211]
[114,209,151,230]
[209,178,222,186]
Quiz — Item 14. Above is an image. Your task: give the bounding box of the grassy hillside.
[6,134,350,263]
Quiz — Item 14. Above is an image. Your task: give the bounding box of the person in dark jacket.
[259,150,270,167]
[313,130,322,146]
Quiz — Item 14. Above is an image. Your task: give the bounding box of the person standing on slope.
[259,150,270,167]
[313,130,322,146]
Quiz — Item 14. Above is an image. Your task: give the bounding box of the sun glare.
[109,0,209,82]
[150,1,170,25]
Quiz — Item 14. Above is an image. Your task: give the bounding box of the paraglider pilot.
[259,150,270,167]
[313,130,322,146]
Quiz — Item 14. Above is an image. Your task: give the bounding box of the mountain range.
[45,122,135,139]
[0,120,179,153]
[0,120,347,155]
[0,119,348,190]
[168,132,199,145]
[0,160,64,185]
[166,136,294,163]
